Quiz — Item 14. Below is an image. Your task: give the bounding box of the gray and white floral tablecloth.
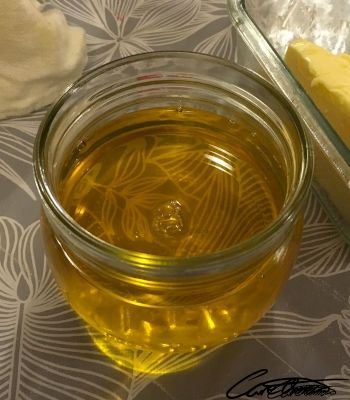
[1,1,350,399]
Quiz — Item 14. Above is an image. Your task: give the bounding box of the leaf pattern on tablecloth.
[50,0,209,69]
[290,191,350,279]
[327,299,350,399]
[337,302,350,358]
[326,366,350,400]
[0,217,132,400]
[0,113,44,200]
[238,310,339,340]
[1,1,350,399]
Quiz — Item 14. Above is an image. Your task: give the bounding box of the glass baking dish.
[227,0,350,241]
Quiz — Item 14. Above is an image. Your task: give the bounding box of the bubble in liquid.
[151,200,186,238]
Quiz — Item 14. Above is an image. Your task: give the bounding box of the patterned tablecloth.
[1,1,350,399]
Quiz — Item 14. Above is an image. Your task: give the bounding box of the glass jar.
[33,52,313,374]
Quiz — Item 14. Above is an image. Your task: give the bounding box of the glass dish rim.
[33,51,313,277]
[227,0,350,167]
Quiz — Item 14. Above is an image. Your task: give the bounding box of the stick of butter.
[0,0,86,120]
[285,39,350,149]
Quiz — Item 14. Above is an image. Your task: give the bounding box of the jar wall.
[41,211,303,352]
[34,53,312,372]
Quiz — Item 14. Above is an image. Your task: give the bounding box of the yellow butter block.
[285,39,350,149]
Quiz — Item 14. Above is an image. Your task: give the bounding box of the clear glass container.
[227,0,350,241]
[33,52,313,374]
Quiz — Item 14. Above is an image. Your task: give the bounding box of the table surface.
[1,1,350,399]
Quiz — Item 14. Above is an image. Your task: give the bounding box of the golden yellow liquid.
[60,107,282,255]
[43,107,302,373]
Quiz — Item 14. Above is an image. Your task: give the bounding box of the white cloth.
[0,0,87,119]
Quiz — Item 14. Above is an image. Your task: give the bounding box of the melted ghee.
[43,107,301,373]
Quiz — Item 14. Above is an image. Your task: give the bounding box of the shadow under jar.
[33,52,313,374]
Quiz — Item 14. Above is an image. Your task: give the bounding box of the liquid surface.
[59,107,283,256]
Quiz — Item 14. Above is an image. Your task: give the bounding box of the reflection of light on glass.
[220,309,231,322]
[273,245,286,263]
[75,205,86,217]
[143,320,152,336]
[203,308,216,330]
[59,242,87,276]
[205,153,234,174]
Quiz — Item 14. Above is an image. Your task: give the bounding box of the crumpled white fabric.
[0,0,87,119]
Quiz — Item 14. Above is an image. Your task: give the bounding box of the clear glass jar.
[33,52,313,374]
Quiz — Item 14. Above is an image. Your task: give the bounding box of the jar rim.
[33,51,313,277]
